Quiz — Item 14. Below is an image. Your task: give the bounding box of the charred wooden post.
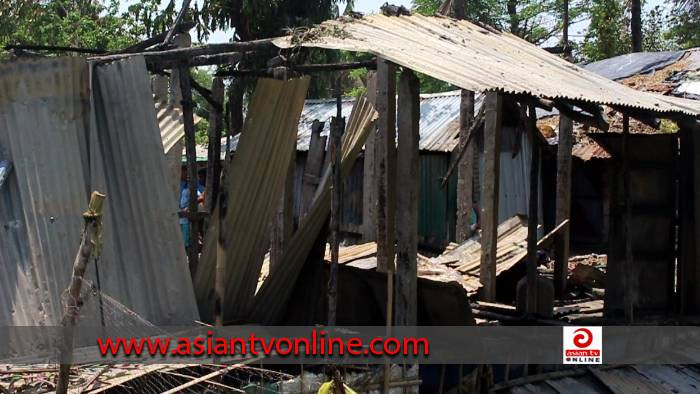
[554,115,573,297]
[377,58,397,393]
[395,68,420,326]
[457,89,476,242]
[622,114,634,323]
[56,192,105,394]
[451,0,475,245]
[205,77,224,214]
[178,59,200,276]
[479,92,502,302]
[301,120,327,218]
[328,79,345,326]
[526,103,540,314]
[375,57,397,274]
[362,71,378,242]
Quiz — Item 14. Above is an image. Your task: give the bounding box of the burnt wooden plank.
[375,58,397,273]
[395,69,420,326]
[479,92,502,302]
[554,115,573,297]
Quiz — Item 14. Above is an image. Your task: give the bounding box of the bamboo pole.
[56,191,106,394]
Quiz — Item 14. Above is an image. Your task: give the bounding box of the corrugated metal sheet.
[275,14,700,116]
[295,90,483,152]
[584,50,686,80]
[419,153,456,242]
[251,96,378,324]
[91,56,199,325]
[0,56,199,326]
[194,77,311,323]
[477,127,543,226]
[433,216,532,296]
[572,140,611,161]
[157,102,203,154]
[494,365,700,393]
[157,102,187,154]
[0,57,91,325]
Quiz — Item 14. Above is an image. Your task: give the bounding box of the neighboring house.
[533,48,700,252]
[187,91,548,245]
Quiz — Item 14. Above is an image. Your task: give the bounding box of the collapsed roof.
[274,13,700,118]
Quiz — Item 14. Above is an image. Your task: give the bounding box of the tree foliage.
[668,0,700,49]
[0,0,165,55]
[579,0,630,61]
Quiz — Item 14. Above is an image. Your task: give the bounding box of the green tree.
[668,0,700,49]
[642,5,675,52]
[196,0,343,98]
[580,0,630,61]
[0,0,160,56]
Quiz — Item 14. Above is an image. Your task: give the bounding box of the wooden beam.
[525,103,540,315]
[440,106,485,188]
[163,0,193,46]
[215,59,377,77]
[300,120,327,218]
[375,57,397,274]
[554,115,573,297]
[554,100,609,131]
[395,68,420,326]
[178,60,200,276]
[362,72,378,242]
[479,92,503,302]
[205,78,224,214]
[622,114,634,323]
[4,44,106,54]
[190,75,224,113]
[89,39,273,64]
[328,80,345,326]
[110,21,196,54]
[376,60,397,394]
[456,89,475,242]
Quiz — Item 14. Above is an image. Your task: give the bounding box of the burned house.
[3,8,700,394]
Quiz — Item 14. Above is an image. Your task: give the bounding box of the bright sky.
[120,0,667,45]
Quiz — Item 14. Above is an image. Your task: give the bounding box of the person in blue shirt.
[179,168,205,249]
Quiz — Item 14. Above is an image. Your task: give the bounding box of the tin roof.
[275,14,700,117]
[493,365,700,393]
[157,102,203,154]
[297,90,482,152]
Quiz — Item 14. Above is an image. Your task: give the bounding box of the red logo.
[573,328,593,348]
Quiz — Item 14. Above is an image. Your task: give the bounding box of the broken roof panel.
[584,51,686,81]
[194,76,311,323]
[275,14,700,116]
[250,95,378,324]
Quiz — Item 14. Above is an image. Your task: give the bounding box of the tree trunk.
[631,0,643,52]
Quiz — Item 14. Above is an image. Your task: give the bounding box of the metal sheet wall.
[418,153,456,243]
[0,56,199,325]
[0,58,91,325]
[91,57,199,324]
